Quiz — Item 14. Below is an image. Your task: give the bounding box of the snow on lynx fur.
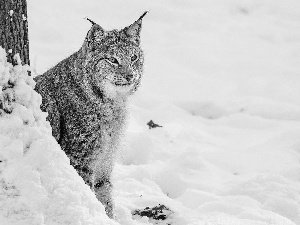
[34,12,148,218]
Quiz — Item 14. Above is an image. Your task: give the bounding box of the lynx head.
[81,12,148,98]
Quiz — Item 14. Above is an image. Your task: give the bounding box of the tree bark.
[0,0,30,66]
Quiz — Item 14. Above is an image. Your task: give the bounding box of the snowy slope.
[8,0,300,224]
[0,48,117,225]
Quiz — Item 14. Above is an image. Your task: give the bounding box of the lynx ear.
[122,11,148,44]
[82,22,105,55]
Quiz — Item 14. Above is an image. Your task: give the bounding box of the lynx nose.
[125,73,134,82]
[119,66,134,82]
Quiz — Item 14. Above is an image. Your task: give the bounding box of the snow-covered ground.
[1,0,300,224]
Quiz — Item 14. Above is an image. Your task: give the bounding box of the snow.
[0,48,117,225]
[2,0,300,224]
[22,14,27,21]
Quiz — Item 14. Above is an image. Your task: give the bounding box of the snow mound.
[0,47,118,225]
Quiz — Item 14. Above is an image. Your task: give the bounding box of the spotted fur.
[34,13,147,218]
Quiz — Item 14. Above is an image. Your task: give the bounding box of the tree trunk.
[0,0,30,66]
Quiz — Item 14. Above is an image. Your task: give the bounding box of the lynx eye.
[107,57,119,65]
[131,54,138,62]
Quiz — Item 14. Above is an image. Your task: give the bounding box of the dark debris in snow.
[132,204,173,224]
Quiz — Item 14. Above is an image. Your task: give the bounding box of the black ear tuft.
[86,17,97,26]
[122,11,149,44]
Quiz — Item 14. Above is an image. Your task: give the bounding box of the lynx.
[34,12,148,218]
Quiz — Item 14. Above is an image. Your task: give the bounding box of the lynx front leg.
[92,146,115,218]
[73,160,114,218]
[94,176,114,219]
